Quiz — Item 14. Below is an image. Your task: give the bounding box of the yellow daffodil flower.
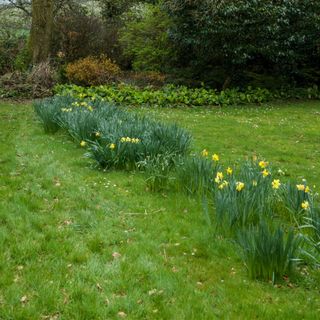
[215,172,224,183]
[109,143,115,150]
[301,201,309,210]
[305,186,310,193]
[218,180,229,190]
[132,138,141,144]
[272,179,281,189]
[212,153,219,162]
[236,182,245,192]
[80,141,86,147]
[95,132,101,137]
[262,169,270,177]
[259,161,268,169]
[201,149,209,157]
[226,167,233,175]
[296,184,305,191]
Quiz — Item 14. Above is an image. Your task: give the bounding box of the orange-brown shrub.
[65,56,121,86]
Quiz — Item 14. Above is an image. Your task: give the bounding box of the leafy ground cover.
[54,84,320,108]
[1,101,320,319]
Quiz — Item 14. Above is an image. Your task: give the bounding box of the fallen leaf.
[20,295,28,304]
[112,252,121,259]
[118,311,127,318]
[96,283,103,291]
[148,289,157,296]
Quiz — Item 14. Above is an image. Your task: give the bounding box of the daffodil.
[125,137,132,142]
[212,153,219,162]
[80,141,86,147]
[95,132,101,137]
[262,169,270,177]
[132,138,141,144]
[305,186,310,193]
[109,143,115,150]
[301,201,309,210]
[272,179,281,189]
[259,161,268,169]
[236,182,245,192]
[120,137,126,143]
[201,149,209,157]
[296,184,305,191]
[215,172,224,183]
[218,181,229,190]
[226,167,233,175]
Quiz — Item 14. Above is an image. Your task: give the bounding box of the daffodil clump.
[34,94,191,171]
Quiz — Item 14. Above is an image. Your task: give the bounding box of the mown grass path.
[0,101,319,319]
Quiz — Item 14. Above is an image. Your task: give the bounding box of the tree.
[30,0,54,63]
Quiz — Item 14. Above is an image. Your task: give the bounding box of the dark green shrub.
[163,0,320,87]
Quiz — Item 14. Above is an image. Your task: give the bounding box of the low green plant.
[54,83,320,108]
[237,221,302,283]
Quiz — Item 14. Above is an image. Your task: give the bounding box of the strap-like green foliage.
[33,95,192,171]
[237,222,302,282]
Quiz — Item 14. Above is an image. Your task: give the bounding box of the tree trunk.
[30,0,54,64]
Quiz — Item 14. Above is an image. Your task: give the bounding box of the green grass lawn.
[1,100,320,319]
